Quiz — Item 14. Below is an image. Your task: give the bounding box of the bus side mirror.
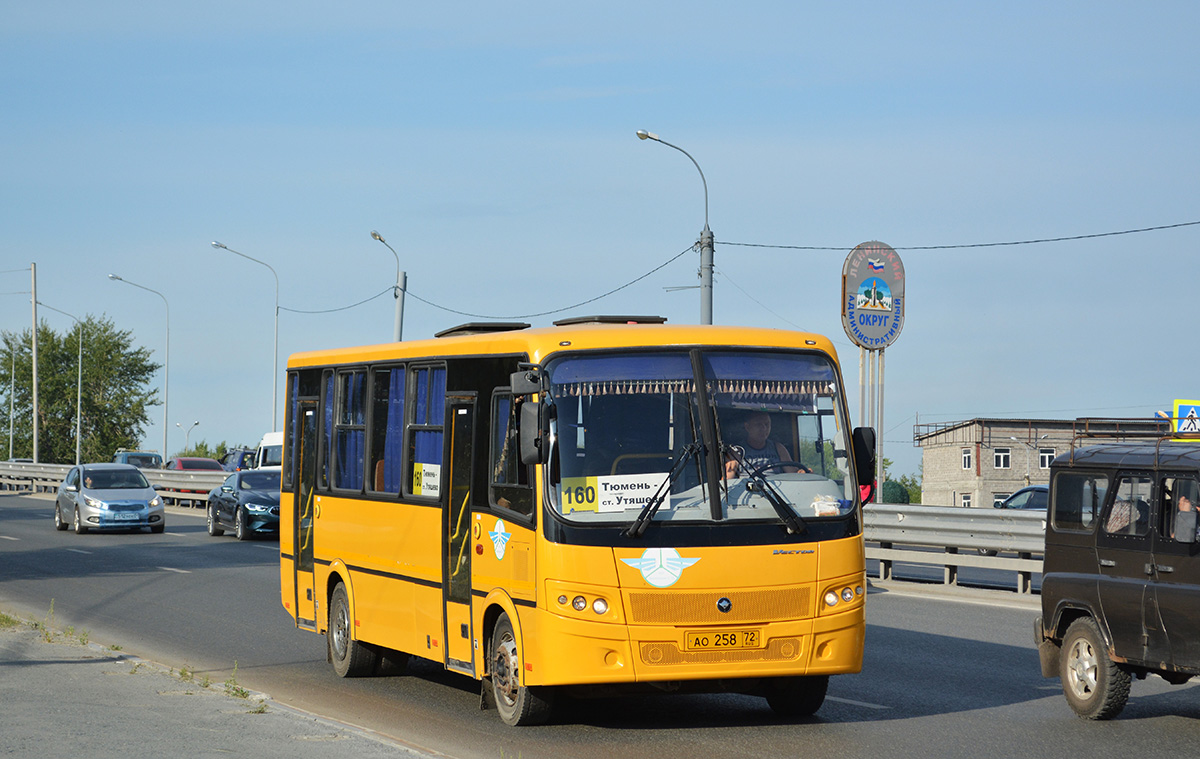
[852,427,876,487]
[519,401,545,465]
[510,368,541,396]
[1177,509,1197,544]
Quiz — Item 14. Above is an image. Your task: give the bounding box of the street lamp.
[211,241,280,431]
[370,230,406,342]
[37,302,85,465]
[176,420,199,453]
[1010,434,1050,485]
[108,274,169,461]
[637,129,714,325]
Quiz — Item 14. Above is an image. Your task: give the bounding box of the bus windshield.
[546,349,855,527]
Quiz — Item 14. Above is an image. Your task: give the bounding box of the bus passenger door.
[443,394,477,675]
[293,400,319,631]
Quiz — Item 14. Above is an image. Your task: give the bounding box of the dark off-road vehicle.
[1036,431,1200,719]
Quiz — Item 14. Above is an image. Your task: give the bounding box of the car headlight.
[83,494,105,509]
[245,503,272,513]
[149,496,161,508]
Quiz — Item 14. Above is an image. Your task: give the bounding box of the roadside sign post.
[841,241,905,499]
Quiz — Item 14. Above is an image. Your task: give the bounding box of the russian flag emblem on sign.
[867,258,884,271]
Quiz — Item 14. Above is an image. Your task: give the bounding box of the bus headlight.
[824,591,839,607]
[572,596,587,611]
[592,598,608,615]
[841,588,854,603]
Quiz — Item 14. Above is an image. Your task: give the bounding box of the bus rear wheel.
[490,613,553,726]
[765,675,828,717]
[328,582,378,678]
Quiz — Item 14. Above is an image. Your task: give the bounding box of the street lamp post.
[211,242,280,431]
[370,231,406,342]
[1010,434,1050,485]
[176,420,199,453]
[637,129,714,325]
[38,302,85,465]
[108,274,169,461]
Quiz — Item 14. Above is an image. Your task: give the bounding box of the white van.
[255,431,284,469]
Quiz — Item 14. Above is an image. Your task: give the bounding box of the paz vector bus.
[278,316,876,725]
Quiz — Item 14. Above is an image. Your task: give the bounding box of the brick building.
[914,418,1169,508]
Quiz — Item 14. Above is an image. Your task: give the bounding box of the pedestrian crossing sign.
[1174,400,1200,434]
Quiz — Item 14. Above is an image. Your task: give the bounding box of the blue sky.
[3,2,1198,479]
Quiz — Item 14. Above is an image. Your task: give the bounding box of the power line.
[718,219,1200,252]
[279,245,694,321]
[405,245,694,320]
[281,287,394,315]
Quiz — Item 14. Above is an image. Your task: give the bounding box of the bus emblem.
[490,519,511,560]
[717,597,732,613]
[621,548,700,588]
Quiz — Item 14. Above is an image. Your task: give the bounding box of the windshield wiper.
[624,441,704,539]
[724,445,807,535]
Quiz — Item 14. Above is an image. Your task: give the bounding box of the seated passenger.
[1173,493,1200,541]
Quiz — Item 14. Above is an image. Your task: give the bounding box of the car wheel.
[765,675,829,717]
[235,508,248,541]
[1061,617,1131,719]
[490,612,554,726]
[207,503,224,536]
[328,582,378,678]
[54,506,69,531]
[73,508,88,534]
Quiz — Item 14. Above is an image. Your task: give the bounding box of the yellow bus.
[279,316,876,725]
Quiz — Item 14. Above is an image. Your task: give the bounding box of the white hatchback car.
[54,463,165,534]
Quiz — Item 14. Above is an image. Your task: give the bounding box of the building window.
[994,448,1011,469]
[993,493,1010,508]
[961,493,972,508]
[1039,448,1055,469]
[962,448,972,469]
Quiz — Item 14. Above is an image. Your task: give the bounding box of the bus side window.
[333,370,367,491]
[407,365,446,499]
[490,390,533,518]
[368,366,405,495]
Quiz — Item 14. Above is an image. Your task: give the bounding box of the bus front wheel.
[490,613,554,726]
[765,675,828,717]
[328,582,378,678]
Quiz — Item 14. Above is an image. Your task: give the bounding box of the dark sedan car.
[219,448,257,472]
[206,468,281,540]
[995,485,1049,510]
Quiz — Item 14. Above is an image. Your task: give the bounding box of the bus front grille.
[638,638,804,666]
[626,587,811,625]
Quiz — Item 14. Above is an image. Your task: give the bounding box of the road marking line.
[254,544,278,551]
[65,548,92,554]
[0,535,19,541]
[826,696,890,710]
[159,566,191,574]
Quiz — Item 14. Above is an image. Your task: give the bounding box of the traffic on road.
[4,490,1200,759]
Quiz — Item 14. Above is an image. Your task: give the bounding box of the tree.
[1,317,160,463]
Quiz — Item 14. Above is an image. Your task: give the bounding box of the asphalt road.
[3,491,1199,759]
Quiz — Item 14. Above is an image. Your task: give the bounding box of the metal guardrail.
[864,503,1045,593]
[0,462,228,507]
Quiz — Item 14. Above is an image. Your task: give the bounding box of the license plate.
[114,512,138,521]
[685,629,762,651]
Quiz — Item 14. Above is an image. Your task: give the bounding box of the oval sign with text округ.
[841,241,905,350]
